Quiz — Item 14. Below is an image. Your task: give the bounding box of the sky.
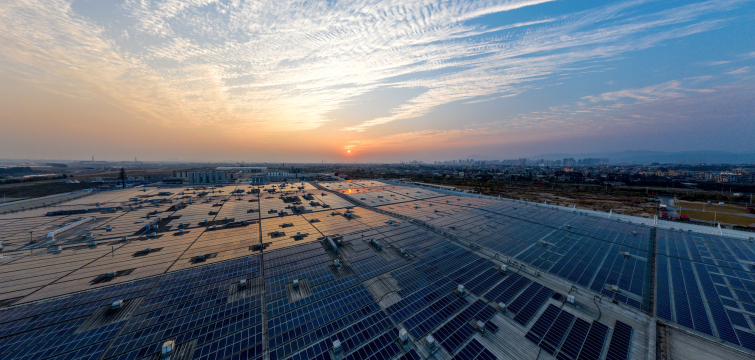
[0,0,754,163]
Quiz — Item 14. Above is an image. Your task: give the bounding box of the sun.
[347,150,351,153]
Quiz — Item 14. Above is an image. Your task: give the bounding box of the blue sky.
[0,0,753,162]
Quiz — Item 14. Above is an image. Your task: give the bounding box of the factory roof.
[1,180,754,360]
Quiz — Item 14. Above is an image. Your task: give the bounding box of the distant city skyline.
[1,0,754,162]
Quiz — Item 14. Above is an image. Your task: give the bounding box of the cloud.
[341,0,744,131]
[701,60,731,66]
[725,66,750,74]
[0,0,748,141]
[582,80,714,103]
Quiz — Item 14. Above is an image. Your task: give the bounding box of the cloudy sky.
[1,0,754,162]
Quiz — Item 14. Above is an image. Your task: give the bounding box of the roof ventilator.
[333,340,342,353]
[475,320,486,333]
[369,237,381,250]
[497,302,506,312]
[425,335,436,350]
[399,328,408,343]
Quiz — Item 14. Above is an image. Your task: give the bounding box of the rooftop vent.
[399,328,408,343]
[293,279,299,288]
[457,284,465,296]
[498,302,506,312]
[425,335,436,350]
[369,237,381,250]
[475,320,486,333]
[333,339,342,353]
[240,279,247,288]
[567,295,575,304]
[111,300,123,310]
[334,259,340,267]
[500,265,508,273]
[107,271,115,278]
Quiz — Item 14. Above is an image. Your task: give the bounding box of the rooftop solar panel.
[5,180,754,359]
[605,320,633,360]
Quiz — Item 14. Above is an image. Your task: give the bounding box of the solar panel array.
[428,202,652,311]
[525,304,614,360]
[7,179,755,359]
[655,229,755,350]
[451,339,497,360]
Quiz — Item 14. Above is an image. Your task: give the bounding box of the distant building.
[175,171,238,184]
[161,177,186,185]
[215,167,266,174]
[717,172,740,183]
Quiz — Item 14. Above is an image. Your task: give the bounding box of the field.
[677,200,750,214]
[0,182,96,198]
[677,209,754,227]
[479,187,657,218]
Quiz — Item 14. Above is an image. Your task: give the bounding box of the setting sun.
[347,150,351,153]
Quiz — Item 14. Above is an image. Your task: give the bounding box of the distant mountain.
[529,150,755,164]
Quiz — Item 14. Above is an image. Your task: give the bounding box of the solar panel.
[397,349,422,360]
[513,286,553,326]
[605,320,633,360]
[576,321,608,360]
[465,268,505,296]
[557,318,591,360]
[343,329,400,360]
[9,180,755,358]
[525,304,560,345]
[540,310,576,355]
[452,338,498,360]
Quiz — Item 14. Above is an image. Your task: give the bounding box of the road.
[658,196,677,215]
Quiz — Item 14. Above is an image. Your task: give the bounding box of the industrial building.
[173,171,237,184]
[215,166,267,174]
[0,180,754,360]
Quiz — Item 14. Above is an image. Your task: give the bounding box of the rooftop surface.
[0,180,754,360]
